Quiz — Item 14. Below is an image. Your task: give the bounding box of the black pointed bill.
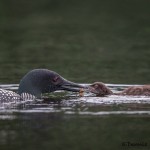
[60,80,86,92]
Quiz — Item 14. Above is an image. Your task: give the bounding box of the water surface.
[0,84,150,150]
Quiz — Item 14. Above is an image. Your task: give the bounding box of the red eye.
[52,76,59,82]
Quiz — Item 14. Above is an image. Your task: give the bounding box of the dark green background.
[0,0,150,84]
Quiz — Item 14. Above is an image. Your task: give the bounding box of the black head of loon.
[18,69,85,98]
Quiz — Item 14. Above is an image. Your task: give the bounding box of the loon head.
[18,69,85,98]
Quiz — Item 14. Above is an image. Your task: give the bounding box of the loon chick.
[0,69,85,102]
[89,82,150,96]
[89,82,113,96]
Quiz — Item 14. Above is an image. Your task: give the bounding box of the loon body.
[0,69,85,103]
[0,89,21,103]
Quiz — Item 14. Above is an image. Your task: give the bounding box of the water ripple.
[0,83,150,116]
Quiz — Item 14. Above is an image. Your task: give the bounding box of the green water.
[0,0,150,84]
[0,0,150,149]
[0,114,150,150]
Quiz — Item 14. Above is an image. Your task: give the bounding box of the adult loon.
[0,69,85,103]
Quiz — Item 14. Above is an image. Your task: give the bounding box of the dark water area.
[0,112,150,150]
[0,0,150,149]
[0,0,150,84]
